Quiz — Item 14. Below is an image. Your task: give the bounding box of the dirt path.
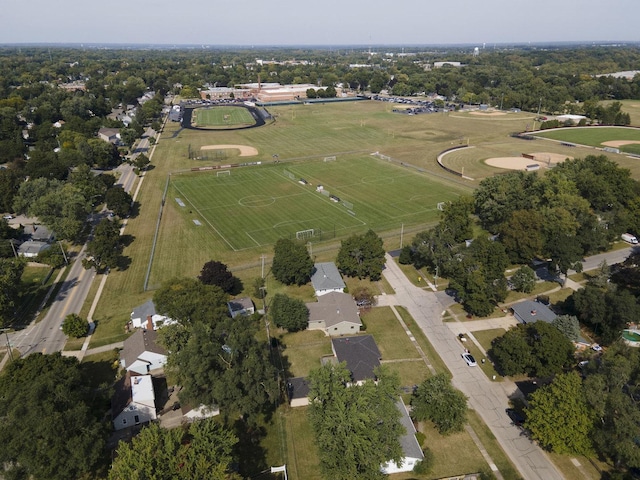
[200,144,258,156]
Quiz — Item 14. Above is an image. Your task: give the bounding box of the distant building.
[97,127,121,145]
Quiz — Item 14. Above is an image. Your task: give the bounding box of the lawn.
[169,154,465,251]
[277,329,332,378]
[15,265,56,326]
[283,406,322,480]
[535,126,640,147]
[193,105,255,128]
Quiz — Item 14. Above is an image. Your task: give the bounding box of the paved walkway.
[380,254,564,480]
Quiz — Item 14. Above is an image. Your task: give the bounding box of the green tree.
[109,419,239,480]
[271,238,313,286]
[511,265,536,293]
[270,293,309,332]
[551,314,581,342]
[308,363,404,480]
[83,218,123,272]
[441,196,474,243]
[105,186,133,217]
[0,257,25,326]
[411,373,468,435]
[133,153,150,171]
[198,260,242,295]
[525,372,594,456]
[336,229,385,281]
[0,353,107,480]
[62,313,89,338]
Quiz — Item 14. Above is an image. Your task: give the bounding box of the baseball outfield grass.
[193,105,255,128]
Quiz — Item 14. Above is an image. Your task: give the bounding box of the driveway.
[381,254,564,480]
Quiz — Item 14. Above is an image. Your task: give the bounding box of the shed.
[228,297,255,318]
[287,377,311,407]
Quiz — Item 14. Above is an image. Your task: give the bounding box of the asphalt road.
[381,255,564,480]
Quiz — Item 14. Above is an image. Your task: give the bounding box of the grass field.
[535,126,640,147]
[193,105,254,128]
[170,155,464,250]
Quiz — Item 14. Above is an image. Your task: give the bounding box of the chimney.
[146,315,153,330]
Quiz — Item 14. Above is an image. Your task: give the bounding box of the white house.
[307,292,362,336]
[121,328,167,375]
[17,240,50,258]
[381,398,425,474]
[112,373,157,430]
[310,262,346,297]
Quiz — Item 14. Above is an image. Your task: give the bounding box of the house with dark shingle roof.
[311,262,346,297]
[331,334,381,384]
[120,328,167,375]
[307,291,362,336]
[227,297,255,318]
[286,377,311,407]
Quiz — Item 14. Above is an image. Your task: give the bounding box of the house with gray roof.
[331,334,381,384]
[381,398,425,474]
[512,299,557,324]
[18,240,50,258]
[23,224,54,243]
[130,300,175,330]
[286,377,311,407]
[307,291,361,336]
[121,328,167,375]
[228,297,255,318]
[311,262,345,296]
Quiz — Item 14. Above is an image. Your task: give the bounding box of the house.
[97,127,121,145]
[23,224,54,243]
[130,300,175,330]
[17,240,50,258]
[228,297,255,318]
[287,377,311,407]
[381,398,425,474]
[307,292,362,336]
[511,299,557,324]
[112,372,157,430]
[310,262,345,296]
[332,334,381,384]
[121,328,167,375]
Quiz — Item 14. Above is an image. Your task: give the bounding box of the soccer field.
[171,155,467,250]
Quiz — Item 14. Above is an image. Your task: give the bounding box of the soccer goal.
[217,170,231,177]
[323,156,336,162]
[437,202,446,211]
[342,200,354,210]
[296,229,315,240]
[283,169,296,180]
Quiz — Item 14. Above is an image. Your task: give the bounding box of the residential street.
[381,254,564,480]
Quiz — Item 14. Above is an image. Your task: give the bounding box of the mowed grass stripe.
[170,157,463,250]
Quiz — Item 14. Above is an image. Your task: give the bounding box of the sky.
[1,0,639,46]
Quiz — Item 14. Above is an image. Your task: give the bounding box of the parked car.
[462,353,477,367]
[506,408,526,426]
[592,344,603,352]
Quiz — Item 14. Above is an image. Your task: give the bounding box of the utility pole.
[59,241,68,264]
[260,254,266,279]
[400,223,404,248]
[1,328,14,362]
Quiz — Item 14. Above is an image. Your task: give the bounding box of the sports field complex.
[101,99,640,300]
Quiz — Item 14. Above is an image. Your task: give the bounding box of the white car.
[462,353,477,367]
[592,344,603,352]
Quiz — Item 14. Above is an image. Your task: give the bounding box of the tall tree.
[308,363,404,480]
[271,238,313,286]
[411,373,468,435]
[198,260,242,295]
[83,218,123,272]
[525,372,594,456]
[336,229,386,281]
[270,293,309,332]
[0,353,107,480]
[0,257,25,326]
[109,419,239,480]
[105,186,133,218]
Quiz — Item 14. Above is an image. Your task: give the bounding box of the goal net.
[323,156,336,162]
[437,202,446,211]
[217,170,231,177]
[296,229,315,240]
[342,200,354,210]
[283,169,296,180]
